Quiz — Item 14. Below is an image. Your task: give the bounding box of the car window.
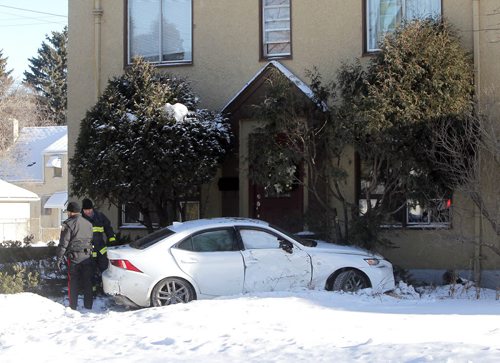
[129,227,175,250]
[269,224,313,247]
[239,229,281,249]
[177,229,238,252]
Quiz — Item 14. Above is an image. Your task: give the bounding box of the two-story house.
[0,125,68,242]
[67,1,500,286]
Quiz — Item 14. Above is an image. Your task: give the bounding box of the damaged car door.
[238,227,312,293]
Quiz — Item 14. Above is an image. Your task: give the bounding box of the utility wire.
[0,10,65,26]
[0,21,66,28]
[0,5,66,18]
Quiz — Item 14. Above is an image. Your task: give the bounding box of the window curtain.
[405,0,441,19]
[367,0,440,51]
[367,0,402,51]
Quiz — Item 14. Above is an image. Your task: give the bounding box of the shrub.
[0,263,40,294]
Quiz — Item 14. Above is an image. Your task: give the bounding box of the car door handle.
[245,259,259,265]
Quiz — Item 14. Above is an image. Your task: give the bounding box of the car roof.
[167,217,270,233]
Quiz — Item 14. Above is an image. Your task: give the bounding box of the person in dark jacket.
[81,198,116,292]
[57,201,94,310]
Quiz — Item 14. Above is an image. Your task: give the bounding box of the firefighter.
[81,198,116,293]
[56,201,94,310]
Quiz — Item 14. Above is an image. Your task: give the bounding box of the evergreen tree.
[70,58,232,231]
[0,49,13,80]
[251,19,474,248]
[23,26,67,125]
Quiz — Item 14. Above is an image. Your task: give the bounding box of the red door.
[249,183,304,233]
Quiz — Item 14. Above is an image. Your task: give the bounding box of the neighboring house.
[0,125,68,242]
[0,179,39,242]
[67,1,500,286]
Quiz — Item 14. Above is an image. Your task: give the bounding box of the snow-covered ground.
[0,282,499,363]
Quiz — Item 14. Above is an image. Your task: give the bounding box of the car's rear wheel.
[332,270,370,292]
[151,277,195,307]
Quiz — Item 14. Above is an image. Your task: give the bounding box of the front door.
[249,183,304,233]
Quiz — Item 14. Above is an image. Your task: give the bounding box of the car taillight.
[110,259,143,273]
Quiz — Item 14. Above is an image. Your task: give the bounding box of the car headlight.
[364,258,380,266]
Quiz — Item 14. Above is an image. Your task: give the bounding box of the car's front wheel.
[332,270,370,292]
[151,277,195,307]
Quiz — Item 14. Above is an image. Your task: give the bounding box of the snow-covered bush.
[71,58,232,231]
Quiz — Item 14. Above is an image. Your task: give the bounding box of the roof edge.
[221,61,328,114]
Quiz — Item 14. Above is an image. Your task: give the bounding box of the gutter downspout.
[472,0,482,288]
[93,0,103,100]
[473,0,481,99]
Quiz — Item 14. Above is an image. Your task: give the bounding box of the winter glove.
[57,257,65,272]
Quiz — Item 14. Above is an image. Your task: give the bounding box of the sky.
[0,0,68,81]
[0,283,499,362]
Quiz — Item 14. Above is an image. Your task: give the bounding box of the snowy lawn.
[0,283,499,363]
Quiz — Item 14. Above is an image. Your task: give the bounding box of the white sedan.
[103,218,395,308]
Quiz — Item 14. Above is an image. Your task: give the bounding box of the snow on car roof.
[167,217,269,233]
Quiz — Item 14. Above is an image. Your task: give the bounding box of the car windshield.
[129,227,175,250]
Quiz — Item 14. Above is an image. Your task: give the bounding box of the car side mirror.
[279,240,293,254]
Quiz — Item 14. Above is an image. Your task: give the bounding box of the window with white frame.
[359,196,452,228]
[121,202,159,227]
[128,0,192,64]
[366,0,441,52]
[358,162,452,228]
[262,0,291,58]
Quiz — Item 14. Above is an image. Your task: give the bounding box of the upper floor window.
[261,0,291,59]
[366,0,441,52]
[128,0,192,65]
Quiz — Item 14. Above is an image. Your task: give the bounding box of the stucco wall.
[67,1,499,270]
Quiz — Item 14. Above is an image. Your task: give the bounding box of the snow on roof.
[44,134,68,154]
[43,191,68,209]
[0,179,40,201]
[222,60,328,113]
[0,126,67,182]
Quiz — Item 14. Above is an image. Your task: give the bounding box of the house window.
[128,0,192,65]
[121,202,159,227]
[53,167,62,178]
[407,198,451,226]
[358,159,451,228]
[359,197,451,228]
[365,0,441,52]
[261,0,291,58]
[41,196,52,216]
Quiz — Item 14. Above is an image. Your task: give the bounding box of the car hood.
[307,241,381,257]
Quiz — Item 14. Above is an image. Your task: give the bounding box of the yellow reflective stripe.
[109,237,116,242]
[92,252,97,257]
[93,226,104,233]
[99,246,107,255]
